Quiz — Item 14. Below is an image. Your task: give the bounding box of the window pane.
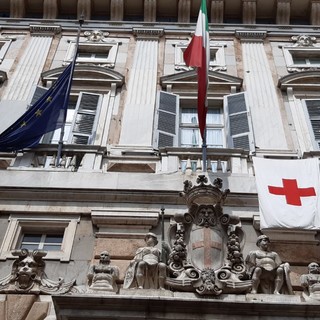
[207,108,222,125]
[181,128,199,147]
[43,244,61,251]
[207,129,223,147]
[20,244,39,251]
[45,235,63,244]
[21,234,42,243]
[181,108,198,124]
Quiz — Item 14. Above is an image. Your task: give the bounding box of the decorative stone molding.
[211,0,224,24]
[43,0,58,19]
[133,28,164,40]
[77,0,91,20]
[83,30,110,42]
[235,30,267,42]
[110,0,124,21]
[276,0,291,25]
[29,24,61,36]
[291,34,316,47]
[242,0,257,24]
[178,0,191,23]
[144,0,156,22]
[311,1,320,25]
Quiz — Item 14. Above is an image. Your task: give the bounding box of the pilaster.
[10,0,25,18]
[242,0,256,24]
[178,0,191,23]
[43,0,58,19]
[77,0,92,20]
[144,0,157,22]
[210,0,224,24]
[110,0,124,21]
[119,28,163,147]
[311,1,320,25]
[276,0,291,25]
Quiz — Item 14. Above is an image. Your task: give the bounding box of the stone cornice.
[29,24,61,36]
[235,30,267,41]
[132,27,164,39]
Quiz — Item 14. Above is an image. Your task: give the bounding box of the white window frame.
[0,39,12,64]
[179,104,225,148]
[0,215,79,261]
[283,47,320,72]
[64,41,118,67]
[174,42,227,71]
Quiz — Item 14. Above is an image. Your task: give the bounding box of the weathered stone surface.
[7,295,36,320]
[94,238,145,259]
[25,302,49,320]
[0,295,6,320]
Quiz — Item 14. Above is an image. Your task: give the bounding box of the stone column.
[110,0,124,21]
[235,30,288,149]
[10,0,25,18]
[178,0,191,23]
[144,0,156,22]
[43,0,58,19]
[211,0,224,24]
[242,0,256,24]
[311,1,320,25]
[276,0,291,25]
[119,28,163,147]
[77,0,91,20]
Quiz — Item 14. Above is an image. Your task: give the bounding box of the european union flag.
[0,63,73,152]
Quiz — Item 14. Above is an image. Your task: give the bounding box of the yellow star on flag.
[35,109,42,117]
[20,121,27,127]
[46,96,52,103]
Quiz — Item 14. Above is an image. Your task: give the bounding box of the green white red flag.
[183,0,210,140]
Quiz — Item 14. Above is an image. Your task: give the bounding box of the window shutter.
[68,92,102,145]
[224,92,255,151]
[305,100,320,149]
[154,91,179,148]
[29,86,48,106]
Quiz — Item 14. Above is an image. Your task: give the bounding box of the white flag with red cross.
[253,157,320,229]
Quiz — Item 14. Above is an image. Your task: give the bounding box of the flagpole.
[202,127,207,172]
[56,17,84,167]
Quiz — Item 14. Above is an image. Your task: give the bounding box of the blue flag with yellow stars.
[0,63,73,152]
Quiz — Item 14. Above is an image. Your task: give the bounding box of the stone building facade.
[0,0,320,319]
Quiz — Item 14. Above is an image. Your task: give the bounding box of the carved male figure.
[123,232,167,290]
[300,262,320,299]
[246,235,292,294]
[87,251,119,293]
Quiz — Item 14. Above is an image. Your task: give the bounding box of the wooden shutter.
[154,91,179,148]
[224,92,255,151]
[29,86,48,106]
[305,100,320,149]
[68,92,102,145]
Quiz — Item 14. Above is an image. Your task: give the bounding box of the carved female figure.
[123,233,167,290]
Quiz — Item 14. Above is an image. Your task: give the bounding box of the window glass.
[20,233,63,251]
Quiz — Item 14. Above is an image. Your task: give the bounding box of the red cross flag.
[253,157,320,229]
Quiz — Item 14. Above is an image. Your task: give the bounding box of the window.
[30,87,102,145]
[64,42,118,67]
[283,47,320,72]
[0,39,12,64]
[180,108,224,148]
[175,42,226,71]
[19,233,63,251]
[154,91,254,151]
[304,99,320,149]
[0,215,79,261]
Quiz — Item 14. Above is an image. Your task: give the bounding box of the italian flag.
[183,0,210,140]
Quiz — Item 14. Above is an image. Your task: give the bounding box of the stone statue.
[0,249,75,294]
[300,262,320,300]
[87,251,119,293]
[245,235,293,294]
[123,232,167,290]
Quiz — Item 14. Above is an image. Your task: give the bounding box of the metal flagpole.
[202,127,207,172]
[56,17,84,167]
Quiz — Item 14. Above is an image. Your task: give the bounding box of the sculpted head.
[308,262,320,274]
[256,235,270,249]
[99,251,111,264]
[145,232,158,246]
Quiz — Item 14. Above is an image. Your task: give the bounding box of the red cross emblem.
[268,179,316,206]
